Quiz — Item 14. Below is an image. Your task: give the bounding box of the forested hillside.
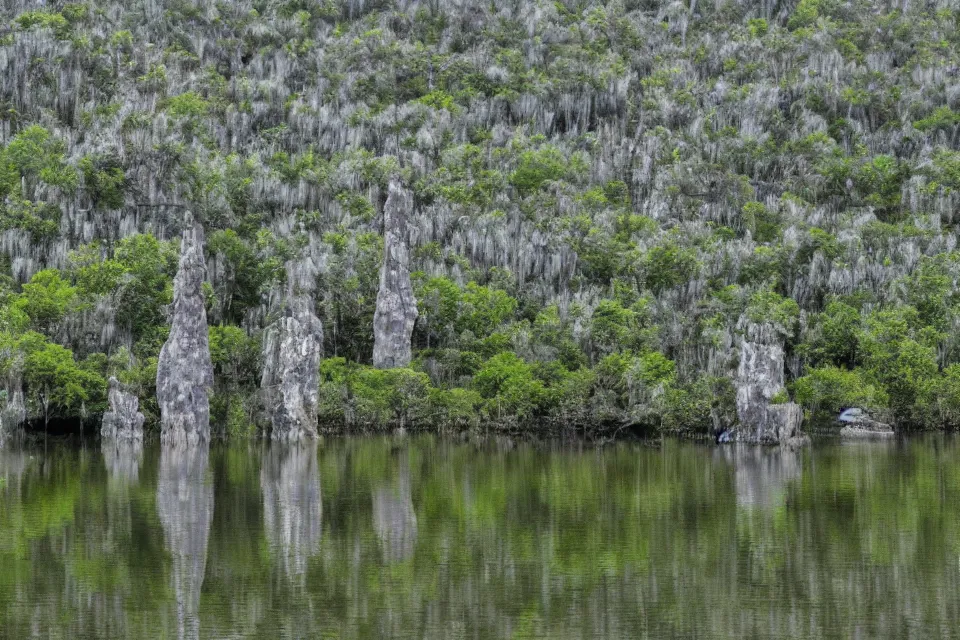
[1,0,959,436]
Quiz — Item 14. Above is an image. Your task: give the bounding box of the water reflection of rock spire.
[0,446,30,491]
[716,445,802,509]
[373,450,418,562]
[102,437,144,488]
[157,445,213,640]
[261,441,322,582]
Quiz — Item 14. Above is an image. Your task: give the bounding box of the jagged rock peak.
[101,377,145,441]
[261,261,323,440]
[730,322,805,446]
[373,179,418,369]
[157,217,214,446]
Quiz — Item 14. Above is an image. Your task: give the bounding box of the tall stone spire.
[261,261,323,440]
[373,179,418,369]
[157,217,214,445]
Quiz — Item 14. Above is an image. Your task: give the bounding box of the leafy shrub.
[473,353,545,421]
[793,366,887,417]
[745,289,799,336]
[165,92,211,119]
[79,155,126,209]
[15,11,70,38]
[15,270,77,334]
[509,147,567,195]
[642,243,699,294]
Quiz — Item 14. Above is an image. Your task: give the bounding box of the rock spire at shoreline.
[261,262,323,440]
[729,322,805,446]
[101,376,145,440]
[157,219,214,446]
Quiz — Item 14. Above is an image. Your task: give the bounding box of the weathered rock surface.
[728,324,805,446]
[157,221,214,446]
[837,407,894,437]
[373,180,418,369]
[840,417,894,438]
[261,441,322,582]
[101,377,145,440]
[157,444,212,640]
[261,268,323,440]
[839,425,894,438]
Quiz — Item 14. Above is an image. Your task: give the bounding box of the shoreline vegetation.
[5,419,944,454]
[2,0,960,442]
[3,412,938,445]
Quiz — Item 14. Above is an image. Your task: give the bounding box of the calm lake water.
[1,435,959,639]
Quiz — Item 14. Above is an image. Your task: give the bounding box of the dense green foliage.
[2,0,960,434]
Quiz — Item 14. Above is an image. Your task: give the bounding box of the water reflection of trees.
[0,445,167,638]
[0,445,31,490]
[1,437,960,638]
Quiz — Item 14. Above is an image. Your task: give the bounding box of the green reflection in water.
[1,436,959,639]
